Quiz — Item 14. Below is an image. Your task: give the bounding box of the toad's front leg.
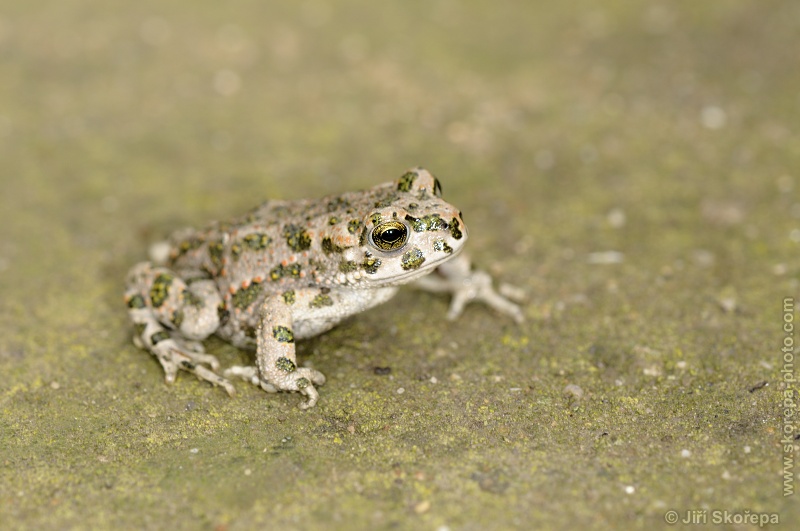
[413,253,525,324]
[226,293,326,409]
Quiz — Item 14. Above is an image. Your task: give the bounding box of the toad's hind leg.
[125,261,235,395]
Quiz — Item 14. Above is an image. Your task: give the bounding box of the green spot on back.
[243,233,271,250]
[374,192,399,208]
[231,243,242,261]
[282,224,312,252]
[270,263,302,281]
[209,241,225,269]
[176,237,204,257]
[327,197,350,212]
[347,219,363,234]
[322,237,348,254]
[232,282,262,309]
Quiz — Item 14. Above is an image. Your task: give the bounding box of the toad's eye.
[371,221,408,251]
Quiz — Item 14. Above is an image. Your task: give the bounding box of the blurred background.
[3,0,798,279]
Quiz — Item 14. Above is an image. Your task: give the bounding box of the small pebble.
[414,500,431,514]
[607,208,626,228]
[587,251,624,264]
[563,384,584,399]
[700,105,727,129]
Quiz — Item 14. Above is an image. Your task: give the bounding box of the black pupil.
[381,228,402,242]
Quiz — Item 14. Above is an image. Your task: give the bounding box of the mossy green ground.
[1,1,798,529]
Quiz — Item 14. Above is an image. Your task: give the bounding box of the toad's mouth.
[369,244,465,286]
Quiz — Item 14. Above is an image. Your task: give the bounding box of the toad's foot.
[413,253,525,324]
[126,262,232,393]
[224,365,326,409]
[137,335,236,396]
[447,269,525,323]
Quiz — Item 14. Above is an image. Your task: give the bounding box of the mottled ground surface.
[1,1,798,529]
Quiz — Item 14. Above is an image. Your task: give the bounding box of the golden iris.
[371,221,408,251]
